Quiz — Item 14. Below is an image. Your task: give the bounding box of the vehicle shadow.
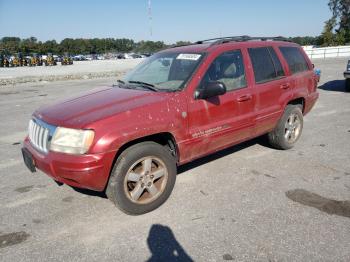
[146,224,193,262]
[178,136,268,175]
[68,136,269,197]
[71,186,107,199]
[318,80,346,92]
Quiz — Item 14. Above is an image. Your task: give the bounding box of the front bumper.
[22,136,116,191]
[344,71,350,79]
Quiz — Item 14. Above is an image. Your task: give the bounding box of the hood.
[34,86,169,128]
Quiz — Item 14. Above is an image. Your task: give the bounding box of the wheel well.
[288,97,305,113]
[113,132,178,163]
[104,132,179,191]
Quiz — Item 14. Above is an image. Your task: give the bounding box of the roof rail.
[198,36,291,46]
[169,36,291,49]
[195,35,251,44]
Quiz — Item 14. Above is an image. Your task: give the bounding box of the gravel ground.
[0,59,142,86]
[0,58,349,261]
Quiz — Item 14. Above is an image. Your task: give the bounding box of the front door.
[183,49,256,162]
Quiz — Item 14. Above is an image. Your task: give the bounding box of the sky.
[0,0,331,43]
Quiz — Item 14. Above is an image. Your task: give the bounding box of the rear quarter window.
[279,47,309,74]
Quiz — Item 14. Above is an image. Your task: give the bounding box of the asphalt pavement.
[0,58,349,261]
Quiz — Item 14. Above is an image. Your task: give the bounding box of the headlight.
[50,127,95,155]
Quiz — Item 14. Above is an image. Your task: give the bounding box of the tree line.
[0,37,170,56]
[0,36,329,56]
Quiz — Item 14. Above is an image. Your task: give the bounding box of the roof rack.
[169,36,291,49]
[197,36,291,46]
[195,35,250,44]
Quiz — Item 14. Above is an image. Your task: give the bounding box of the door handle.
[280,83,291,90]
[237,94,252,102]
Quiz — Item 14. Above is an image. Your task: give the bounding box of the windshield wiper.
[113,79,127,87]
[128,81,159,92]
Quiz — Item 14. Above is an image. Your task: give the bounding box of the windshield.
[123,52,203,91]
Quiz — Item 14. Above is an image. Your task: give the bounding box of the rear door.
[278,46,315,97]
[248,46,292,136]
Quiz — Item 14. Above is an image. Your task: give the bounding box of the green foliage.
[287,36,320,46]
[175,41,192,46]
[322,0,350,46]
[0,37,167,55]
[0,37,21,55]
[0,35,328,56]
[335,28,347,45]
[134,41,166,53]
[321,17,337,46]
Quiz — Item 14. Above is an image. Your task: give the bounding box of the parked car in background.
[2,55,10,67]
[53,55,61,62]
[0,54,6,67]
[131,54,142,59]
[85,55,93,61]
[344,60,350,92]
[116,53,125,59]
[124,53,134,59]
[22,36,319,215]
[73,55,86,61]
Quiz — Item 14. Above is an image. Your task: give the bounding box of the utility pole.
[148,0,152,38]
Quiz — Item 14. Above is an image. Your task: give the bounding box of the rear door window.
[279,47,309,74]
[248,47,284,84]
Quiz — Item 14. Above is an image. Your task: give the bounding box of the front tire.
[106,142,177,215]
[268,105,303,150]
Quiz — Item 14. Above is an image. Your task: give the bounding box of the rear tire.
[268,105,303,150]
[346,79,350,92]
[106,142,177,215]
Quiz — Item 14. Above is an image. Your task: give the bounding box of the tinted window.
[268,47,285,77]
[248,47,278,83]
[202,50,247,91]
[279,47,309,74]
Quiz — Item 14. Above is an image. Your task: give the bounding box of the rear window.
[279,47,309,74]
[248,47,285,84]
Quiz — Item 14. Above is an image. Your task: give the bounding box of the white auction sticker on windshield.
[176,54,201,60]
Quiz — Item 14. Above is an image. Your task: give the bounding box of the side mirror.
[195,81,227,100]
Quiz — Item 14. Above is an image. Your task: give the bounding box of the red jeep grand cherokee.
[22,36,319,215]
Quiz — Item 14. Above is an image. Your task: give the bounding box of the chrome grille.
[28,119,49,153]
